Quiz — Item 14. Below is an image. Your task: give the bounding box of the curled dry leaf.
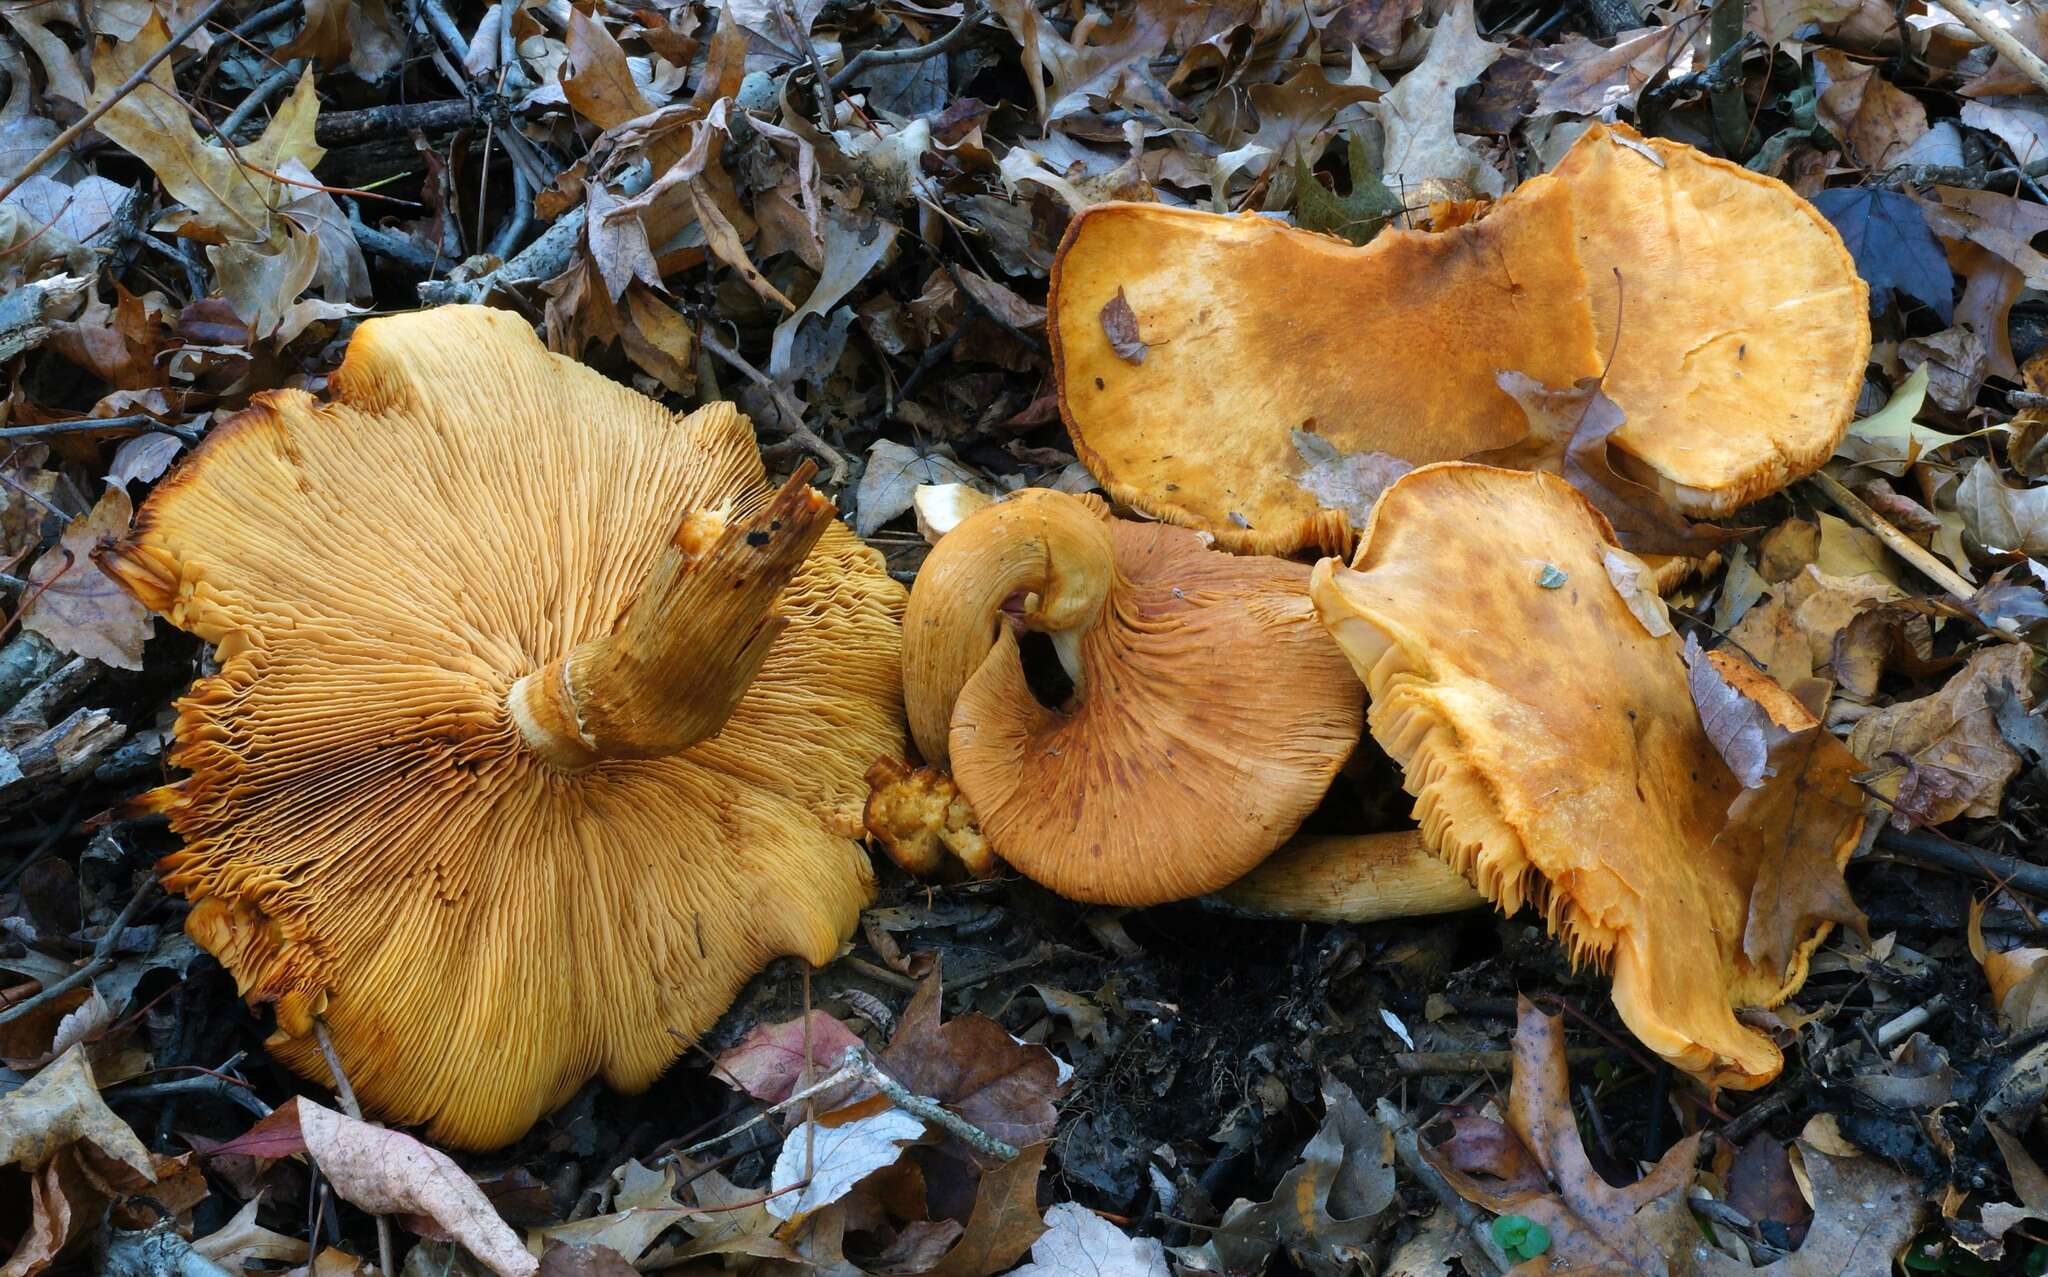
[1848,644,2034,828]
[0,1045,153,1179]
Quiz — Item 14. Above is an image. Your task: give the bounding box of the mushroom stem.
[509,467,837,768]
[1210,831,1484,922]
[903,490,1115,767]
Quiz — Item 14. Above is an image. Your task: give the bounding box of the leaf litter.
[12,0,2048,1272]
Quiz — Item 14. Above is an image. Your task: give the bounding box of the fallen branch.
[699,328,849,486]
[1874,827,2048,899]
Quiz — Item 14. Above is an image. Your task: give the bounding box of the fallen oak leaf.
[879,967,1059,1156]
[920,1142,1049,1277]
[1210,1078,1395,1277]
[0,1044,153,1179]
[1848,643,2033,827]
[296,1097,537,1277]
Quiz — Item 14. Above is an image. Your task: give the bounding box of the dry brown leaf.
[1373,0,1504,200]
[563,9,655,131]
[1533,25,1697,116]
[920,1142,1049,1277]
[1101,288,1146,366]
[1848,643,2034,827]
[1722,723,1871,979]
[1430,999,1702,1272]
[880,969,1059,1154]
[90,16,323,245]
[1814,49,1928,169]
[297,1097,538,1277]
[24,488,151,670]
[0,1045,153,1178]
[1959,456,2048,557]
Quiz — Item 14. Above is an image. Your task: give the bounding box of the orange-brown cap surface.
[1310,463,1856,1088]
[1541,124,1870,516]
[99,306,906,1149]
[1048,182,1601,555]
[903,489,1364,904]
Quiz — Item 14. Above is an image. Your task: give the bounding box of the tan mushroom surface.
[902,488,1364,904]
[1049,178,1600,555]
[1048,127,1867,551]
[1546,123,1870,517]
[1310,462,1861,1088]
[99,305,906,1150]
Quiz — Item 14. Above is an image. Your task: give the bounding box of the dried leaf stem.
[0,0,231,206]
[1804,470,1976,605]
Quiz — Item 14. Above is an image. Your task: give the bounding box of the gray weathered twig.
[0,879,154,1028]
[832,7,985,90]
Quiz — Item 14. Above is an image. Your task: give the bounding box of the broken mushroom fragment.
[903,488,1364,904]
[1048,127,1866,550]
[1311,463,1863,1088]
[99,306,906,1149]
[1049,178,1601,554]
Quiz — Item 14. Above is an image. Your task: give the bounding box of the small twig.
[104,1056,272,1120]
[698,328,848,485]
[831,7,985,89]
[675,1045,1022,1162]
[1805,471,1976,604]
[313,1018,393,1277]
[0,416,203,443]
[1874,827,2048,899]
[1930,0,2048,96]
[0,879,154,1027]
[0,0,231,206]
[217,59,304,141]
[839,955,920,991]
[1375,1098,1508,1277]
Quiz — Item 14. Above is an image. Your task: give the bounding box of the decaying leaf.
[1848,644,2034,827]
[879,968,1060,1154]
[1372,0,1504,200]
[858,441,979,538]
[1959,456,2048,557]
[712,1011,864,1104]
[1686,636,1775,789]
[1101,288,1146,365]
[0,1045,153,1179]
[766,1108,925,1222]
[1009,1203,1168,1277]
[23,488,151,670]
[1210,1078,1395,1277]
[1291,430,1413,526]
[296,1098,538,1277]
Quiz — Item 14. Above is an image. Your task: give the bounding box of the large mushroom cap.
[1311,463,1857,1088]
[1048,130,1867,550]
[1549,124,1870,516]
[100,306,906,1149]
[903,489,1364,904]
[1048,180,1601,555]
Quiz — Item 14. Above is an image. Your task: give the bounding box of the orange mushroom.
[1310,462,1863,1088]
[1048,126,1867,551]
[900,488,1364,904]
[1050,176,1599,555]
[99,306,906,1149]
[1212,831,1483,921]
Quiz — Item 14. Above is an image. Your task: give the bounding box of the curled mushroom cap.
[1048,129,1867,550]
[1049,178,1600,555]
[99,306,905,1149]
[1549,124,1869,516]
[903,489,1364,904]
[1311,463,1857,1088]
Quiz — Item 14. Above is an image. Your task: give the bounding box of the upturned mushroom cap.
[1546,124,1869,517]
[1311,463,1855,1088]
[98,306,905,1149]
[903,489,1364,904]
[1048,129,1867,549]
[1048,179,1601,555]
